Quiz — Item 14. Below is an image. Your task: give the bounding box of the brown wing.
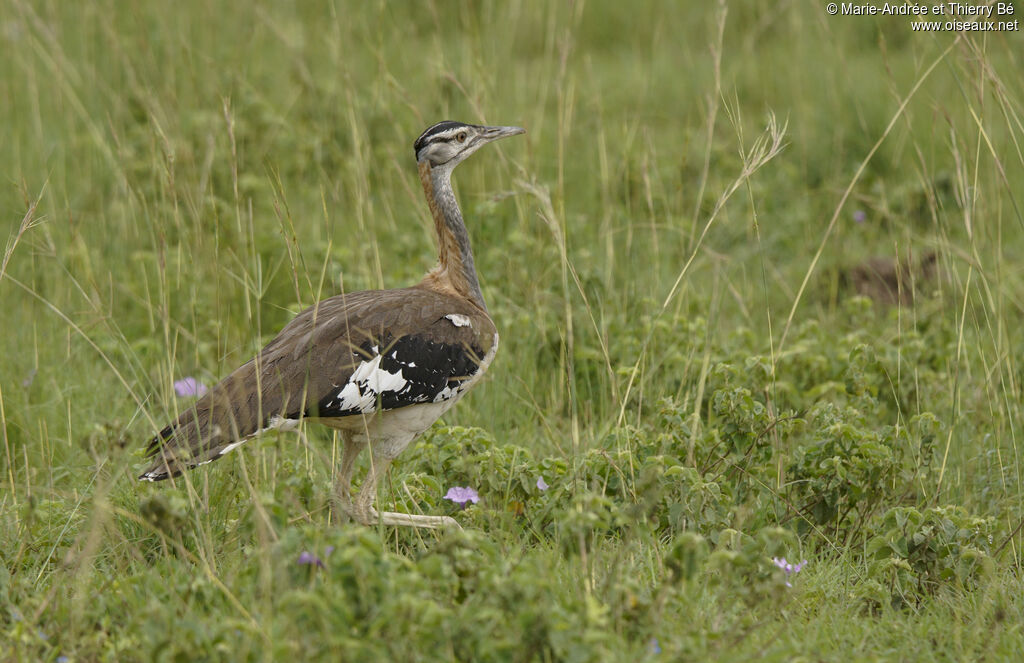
[140,286,496,480]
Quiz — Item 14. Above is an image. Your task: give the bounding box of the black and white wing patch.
[313,332,497,418]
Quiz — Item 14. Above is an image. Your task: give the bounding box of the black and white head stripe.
[414,121,475,156]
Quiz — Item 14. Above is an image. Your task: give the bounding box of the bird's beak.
[479,125,526,142]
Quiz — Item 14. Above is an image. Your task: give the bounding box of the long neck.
[418,160,487,310]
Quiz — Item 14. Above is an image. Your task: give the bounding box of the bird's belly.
[316,397,459,438]
[379,398,461,435]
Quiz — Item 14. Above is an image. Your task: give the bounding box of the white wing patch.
[333,353,410,414]
[351,354,408,393]
[336,382,368,411]
[444,313,472,328]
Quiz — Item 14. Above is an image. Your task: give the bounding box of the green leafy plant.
[865,505,995,607]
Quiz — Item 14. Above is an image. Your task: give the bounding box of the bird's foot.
[340,501,462,530]
[377,510,463,530]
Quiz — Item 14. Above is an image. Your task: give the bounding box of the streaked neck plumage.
[418,159,487,311]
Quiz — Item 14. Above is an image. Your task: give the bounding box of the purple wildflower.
[297,551,325,568]
[649,637,661,654]
[444,486,480,507]
[853,209,866,224]
[57,657,69,663]
[537,476,549,491]
[772,557,808,587]
[174,377,207,398]
[21,369,36,388]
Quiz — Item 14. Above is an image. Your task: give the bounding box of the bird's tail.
[139,360,279,481]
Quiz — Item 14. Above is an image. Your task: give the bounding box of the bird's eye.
[456,132,467,143]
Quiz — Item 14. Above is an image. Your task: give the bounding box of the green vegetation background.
[2,0,1023,660]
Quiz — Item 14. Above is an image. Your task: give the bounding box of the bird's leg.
[330,437,366,525]
[345,450,391,526]
[349,445,462,530]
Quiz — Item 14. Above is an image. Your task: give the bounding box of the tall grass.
[2,0,1024,659]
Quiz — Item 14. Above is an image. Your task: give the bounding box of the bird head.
[414,121,525,168]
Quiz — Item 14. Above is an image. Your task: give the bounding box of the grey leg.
[348,440,462,530]
[331,436,366,525]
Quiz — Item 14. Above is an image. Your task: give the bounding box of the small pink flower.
[174,377,207,398]
[444,486,479,507]
[296,553,323,569]
[772,557,808,587]
[297,551,325,568]
[536,476,549,491]
[297,546,334,569]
